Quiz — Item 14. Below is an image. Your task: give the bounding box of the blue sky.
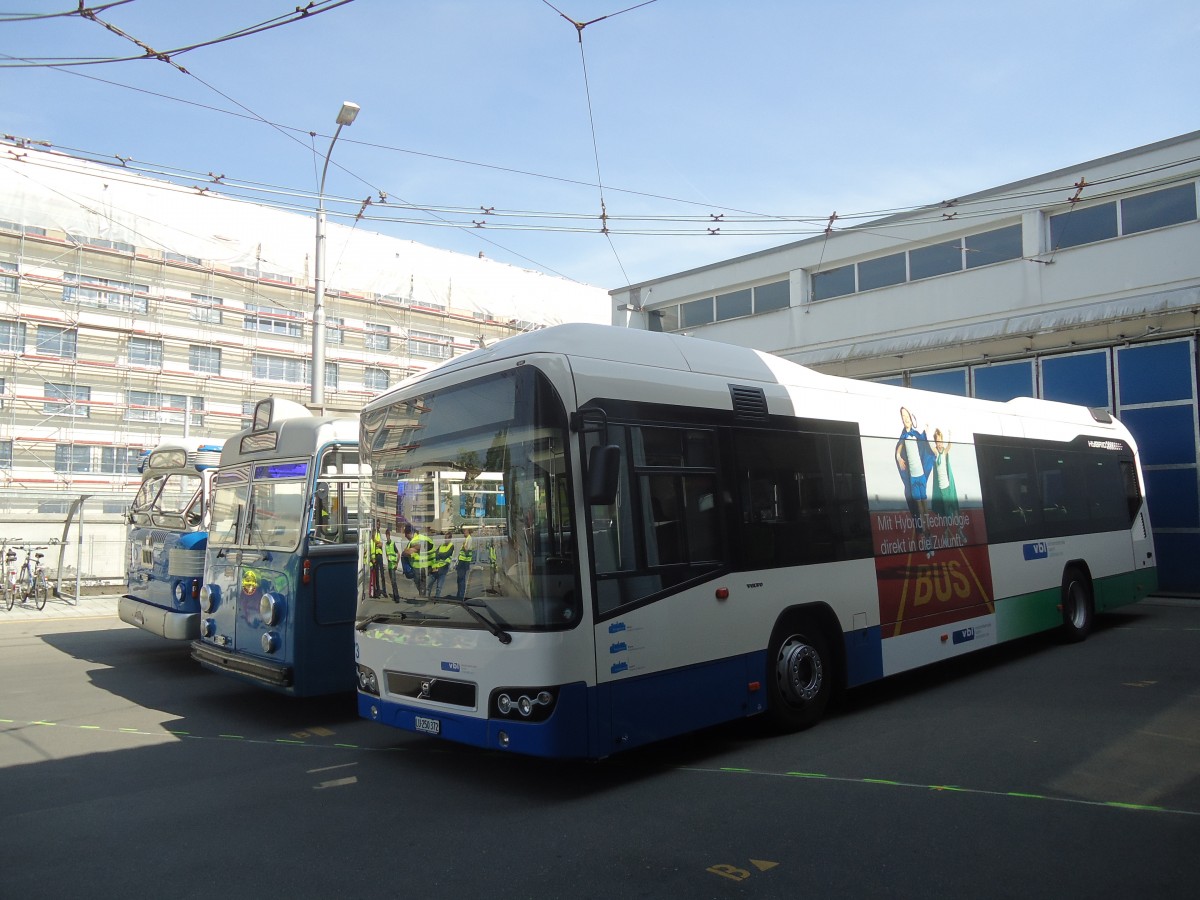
[2,0,1197,290]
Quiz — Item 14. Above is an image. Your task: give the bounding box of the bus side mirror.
[587,445,621,506]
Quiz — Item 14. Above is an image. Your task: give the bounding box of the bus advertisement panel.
[352,325,1157,759]
[119,439,224,640]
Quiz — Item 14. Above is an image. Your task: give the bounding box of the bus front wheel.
[1060,567,1094,643]
[766,623,832,732]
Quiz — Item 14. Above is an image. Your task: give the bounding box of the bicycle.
[15,546,49,610]
[3,548,17,611]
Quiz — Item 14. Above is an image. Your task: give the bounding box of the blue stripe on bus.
[843,626,884,687]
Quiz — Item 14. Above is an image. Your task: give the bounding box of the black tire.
[34,578,48,611]
[4,583,13,611]
[1060,567,1094,643]
[765,621,833,732]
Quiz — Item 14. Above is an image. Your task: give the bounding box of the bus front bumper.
[190,640,293,689]
[119,596,199,641]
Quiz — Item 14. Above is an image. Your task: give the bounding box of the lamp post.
[311,100,360,408]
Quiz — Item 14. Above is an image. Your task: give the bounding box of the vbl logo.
[1023,542,1049,561]
[441,661,461,672]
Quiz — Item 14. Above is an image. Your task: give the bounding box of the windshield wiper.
[448,597,512,645]
[355,610,450,632]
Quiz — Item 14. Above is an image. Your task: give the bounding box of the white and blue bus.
[353,324,1157,759]
[120,439,224,639]
[192,399,362,696]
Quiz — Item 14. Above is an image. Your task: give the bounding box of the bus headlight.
[173,582,184,604]
[202,618,216,638]
[260,592,286,626]
[261,631,281,654]
[356,664,380,696]
[199,584,219,613]
[491,688,556,722]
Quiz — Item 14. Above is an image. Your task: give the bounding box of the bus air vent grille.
[729,384,768,420]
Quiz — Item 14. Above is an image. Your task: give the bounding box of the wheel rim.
[1066,580,1087,629]
[775,636,824,706]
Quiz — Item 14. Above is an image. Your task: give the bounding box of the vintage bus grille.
[385,671,476,709]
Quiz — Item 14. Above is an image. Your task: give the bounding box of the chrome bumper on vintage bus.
[189,640,293,689]
[118,596,199,641]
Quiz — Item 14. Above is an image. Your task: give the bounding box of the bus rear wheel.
[766,624,832,732]
[1060,567,1094,643]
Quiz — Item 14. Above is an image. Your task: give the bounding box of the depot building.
[610,130,1200,595]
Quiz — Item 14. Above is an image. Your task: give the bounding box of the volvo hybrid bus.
[192,398,362,696]
[353,324,1157,759]
[120,439,224,639]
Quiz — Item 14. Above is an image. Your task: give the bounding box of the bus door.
[227,460,309,664]
[303,446,362,687]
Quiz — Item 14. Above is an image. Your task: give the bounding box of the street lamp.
[311,100,360,408]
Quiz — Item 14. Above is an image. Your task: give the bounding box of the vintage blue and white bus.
[192,398,362,696]
[120,439,224,639]
[352,324,1157,759]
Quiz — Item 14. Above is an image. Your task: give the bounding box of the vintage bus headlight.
[491,688,556,722]
[173,582,185,603]
[260,592,286,626]
[261,631,281,654]
[199,584,219,613]
[202,618,216,638]
[356,664,379,696]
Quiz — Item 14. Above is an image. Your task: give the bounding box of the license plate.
[414,716,440,735]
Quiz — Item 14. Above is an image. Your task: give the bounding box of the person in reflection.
[384,526,400,601]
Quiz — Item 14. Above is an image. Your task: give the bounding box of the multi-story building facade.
[0,144,606,570]
[611,131,1200,594]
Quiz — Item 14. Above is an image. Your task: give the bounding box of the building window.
[37,325,78,359]
[1121,183,1197,236]
[129,336,163,368]
[966,225,1022,268]
[857,252,907,291]
[126,390,204,425]
[0,439,10,469]
[811,264,855,302]
[715,288,752,322]
[0,261,16,292]
[365,323,392,352]
[0,320,25,353]
[253,352,308,384]
[243,303,302,337]
[909,239,963,281]
[408,329,450,360]
[680,297,714,328]
[326,316,345,346]
[1051,184,1197,251]
[364,367,389,391]
[190,294,224,324]
[55,443,94,473]
[62,273,149,313]
[44,382,90,418]
[972,359,1035,401]
[1050,202,1118,250]
[325,362,339,391]
[100,446,142,475]
[189,345,221,375]
[753,279,790,313]
[908,368,968,396]
[0,377,5,410]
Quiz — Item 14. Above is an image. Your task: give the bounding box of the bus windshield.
[130,471,203,529]
[358,366,578,632]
